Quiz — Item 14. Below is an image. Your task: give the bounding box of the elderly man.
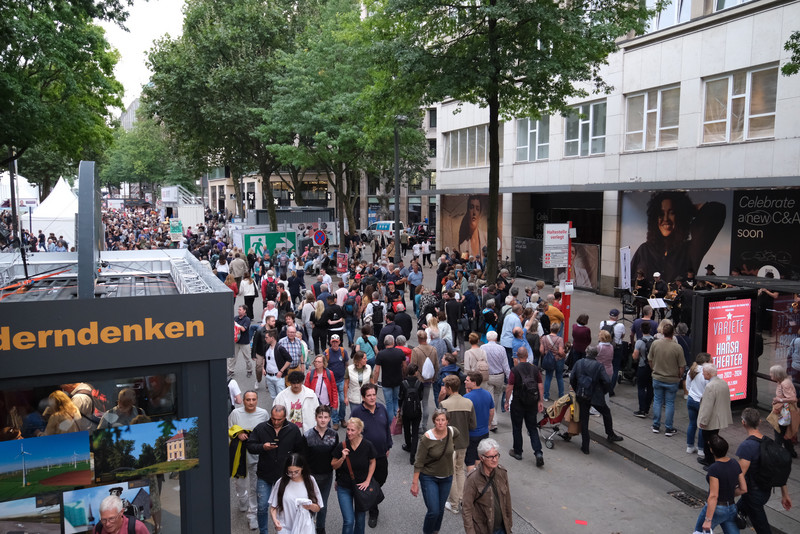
[228,390,268,530]
[483,331,510,430]
[461,438,512,534]
[96,495,149,534]
[499,303,524,363]
[697,363,732,468]
[411,330,439,429]
[373,334,407,419]
[277,325,306,384]
[441,374,477,515]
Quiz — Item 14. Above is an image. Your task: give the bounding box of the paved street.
[226,247,798,533]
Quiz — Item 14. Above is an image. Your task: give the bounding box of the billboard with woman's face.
[440,195,502,259]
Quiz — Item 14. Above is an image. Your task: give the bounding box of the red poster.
[706,299,751,400]
[336,253,348,274]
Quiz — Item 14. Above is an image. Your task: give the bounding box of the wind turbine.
[15,442,32,487]
[71,451,79,468]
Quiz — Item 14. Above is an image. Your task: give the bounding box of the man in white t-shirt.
[273,371,319,432]
[229,390,269,530]
[599,308,626,395]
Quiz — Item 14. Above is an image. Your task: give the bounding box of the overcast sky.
[99,0,186,109]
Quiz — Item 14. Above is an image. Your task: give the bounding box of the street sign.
[542,223,569,268]
[313,230,327,245]
[243,231,297,257]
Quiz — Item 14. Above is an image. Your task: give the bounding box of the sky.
[99,417,197,457]
[0,432,91,474]
[98,0,186,109]
[0,497,59,520]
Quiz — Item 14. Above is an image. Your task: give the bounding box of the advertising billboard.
[706,298,751,401]
[440,195,502,259]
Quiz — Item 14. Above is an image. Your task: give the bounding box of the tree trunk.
[40,176,52,202]
[258,161,278,231]
[486,5,500,283]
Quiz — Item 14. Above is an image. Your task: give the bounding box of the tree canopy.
[0,0,127,169]
[366,0,654,280]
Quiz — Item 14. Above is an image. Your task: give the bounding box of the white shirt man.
[228,391,269,530]
[321,269,332,288]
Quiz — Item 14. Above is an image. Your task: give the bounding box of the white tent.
[0,171,40,208]
[27,177,78,246]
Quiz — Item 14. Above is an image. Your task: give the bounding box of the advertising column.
[705,298,752,401]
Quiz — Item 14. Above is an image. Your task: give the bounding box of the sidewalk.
[561,287,800,534]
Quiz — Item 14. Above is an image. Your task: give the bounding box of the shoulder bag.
[343,442,385,512]
[540,335,556,372]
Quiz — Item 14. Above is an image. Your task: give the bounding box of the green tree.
[99,117,198,195]
[145,0,313,226]
[367,0,655,280]
[184,423,200,460]
[0,1,126,167]
[138,443,158,469]
[782,31,800,76]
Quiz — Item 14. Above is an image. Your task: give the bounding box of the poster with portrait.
[440,195,503,260]
[620,191,734,284]
[555,243,600,290]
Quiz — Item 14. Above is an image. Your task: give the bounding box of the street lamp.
[393,115,407,264]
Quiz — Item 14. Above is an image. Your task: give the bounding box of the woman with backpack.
[692,435,746,534]
[540,323,566,402]
[355,326,378,368]
[463,333,490,389]
[400,363,424,464]
[305,355,339,413]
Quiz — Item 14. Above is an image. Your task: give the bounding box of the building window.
[625,86,680,151]
[702,66,778,144]
[428,139,436,157]
[516,116,550,161]
[442,124,504,169]
[428,108,437,128]
[645,0,690,32]
[715,0,756,12]
[564,102,606,157]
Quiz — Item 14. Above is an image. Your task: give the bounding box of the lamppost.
[393,115,407,265]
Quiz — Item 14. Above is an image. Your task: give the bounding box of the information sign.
[543,224,570,268]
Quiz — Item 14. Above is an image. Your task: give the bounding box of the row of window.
[442,65,778,168]
[645,0,756,33]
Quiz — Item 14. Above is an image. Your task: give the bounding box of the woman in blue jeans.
[540,324,566,401]
[693,435,746,534]
[410,408,459,534]
[685,353,711,457]
[331,417,376,534]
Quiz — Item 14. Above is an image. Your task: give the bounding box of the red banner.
[706,299,751,400]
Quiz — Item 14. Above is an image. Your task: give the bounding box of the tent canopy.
[28,177,78,245]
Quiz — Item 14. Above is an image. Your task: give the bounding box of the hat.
[387,280,395,285]
[653,272,661,278]
[609,309,620,317]
[705,264,715,271]
[330,334,340,341]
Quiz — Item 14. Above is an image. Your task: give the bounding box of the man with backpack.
[504,346,545,467]
[632,321,655,418]
[736,407,792,533]
[599,308,626,395]
[261,270,279,307]
[400,363,424,463]
[365,293,386,336]
[570,345,624,455]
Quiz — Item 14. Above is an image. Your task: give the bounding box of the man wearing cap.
[599,309,626,395]
[323,334,349,429]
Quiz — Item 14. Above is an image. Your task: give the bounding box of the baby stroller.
[538,393,575,449]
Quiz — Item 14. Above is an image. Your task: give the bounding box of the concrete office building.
[430,0,800,294]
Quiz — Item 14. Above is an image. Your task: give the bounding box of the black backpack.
[94,515,138,534]
[573,359,598,400]
[372,302,384,325]
[601,321,618,344]
[640,336,655,367]
[515,364,540,406]
[265,277,278,301]
[401,379,422,418]
[754,436,792,489]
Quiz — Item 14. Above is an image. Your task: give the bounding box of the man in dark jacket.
[246,405,303,534]
[504,347,544,467]
[232,305,253,379]
[377,312,404,351]
[569,346,623,454]
[393,304,414,340]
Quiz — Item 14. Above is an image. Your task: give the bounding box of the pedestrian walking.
[461,438,513,534]
[504,347,545,467]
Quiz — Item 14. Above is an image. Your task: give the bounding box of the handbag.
[458,314,470,333]
[390,415,403,436]
[540,335,556,372]
[343,442,385,512]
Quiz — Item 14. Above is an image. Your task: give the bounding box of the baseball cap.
[653,272,661,278]
[330,334,340,341]
[609,309,620,317]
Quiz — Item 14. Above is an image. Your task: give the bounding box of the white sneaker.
[589,407,600,416]
[445,502,460,514]
[686,446,697,454]
[697,451,705,459]
[249,517,259,530]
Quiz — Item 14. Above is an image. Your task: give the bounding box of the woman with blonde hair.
[239,271,257,319]
[44,390,86,434]
[311,299,327,356]
[654,318,673,340]
[224,273,239,297]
